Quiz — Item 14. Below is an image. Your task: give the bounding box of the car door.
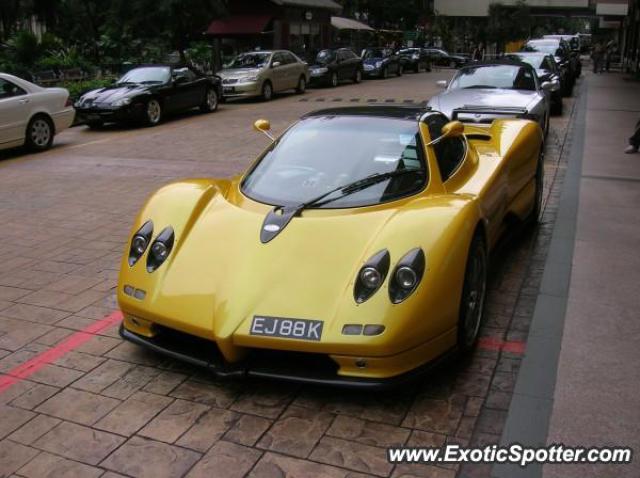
[283,52,301,89]
[270,53,287,92]
[0,78,30,147]
[170,68,200,111]
[337,50,352,80]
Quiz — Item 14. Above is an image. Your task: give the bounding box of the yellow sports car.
[118,106,543,388]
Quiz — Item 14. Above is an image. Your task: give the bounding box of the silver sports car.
[427,60,556,136]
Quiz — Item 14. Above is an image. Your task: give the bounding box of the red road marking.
[0,311,123,395]
[478,336,526,354]
[0,309,523,395]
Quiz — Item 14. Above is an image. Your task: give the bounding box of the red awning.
[207,15,273,36]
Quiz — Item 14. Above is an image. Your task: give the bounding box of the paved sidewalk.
[495,71,640,478]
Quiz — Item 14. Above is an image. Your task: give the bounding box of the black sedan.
[361,48,402,79]
[75,65,222,128]
[309,48,364,87]
[424,48,468,68]
[397,48,431,73]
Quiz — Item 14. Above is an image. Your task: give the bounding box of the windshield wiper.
[259,168,424,243]
[463,85,498,89]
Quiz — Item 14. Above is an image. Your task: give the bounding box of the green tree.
[486,1,531,53]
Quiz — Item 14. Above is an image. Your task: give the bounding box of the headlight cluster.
[128,220,175,272]
[354,248,425,304]
[239,76,259,82]
[375,61,383,68]
[113,97,132,107]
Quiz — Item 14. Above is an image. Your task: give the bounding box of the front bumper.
[76,104,145,123]
[221,80,262,98]
[120,317,456,389]
[363,66,383,77]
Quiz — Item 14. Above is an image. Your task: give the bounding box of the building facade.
[207,0,341,62]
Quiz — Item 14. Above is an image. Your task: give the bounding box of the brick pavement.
[0,70,577,478]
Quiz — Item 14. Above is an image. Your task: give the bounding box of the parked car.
[506,52,564,114]
[0,72,75,152]
[543,34,582,77]
[361,48,402,79]
[397,48,431,73]
[309,48,363,87]
[522,38,577,92]
[219,50,309,101]
[424,48,468,68]
[428,60,553,136]
[117,105,543,388]
[75,65,221,128]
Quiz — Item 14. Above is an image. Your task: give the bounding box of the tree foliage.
[1,0,227,65]
[486,1,531,53]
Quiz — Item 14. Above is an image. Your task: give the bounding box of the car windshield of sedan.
[242,116,427,208]
[316,50,336,64]
[507,54,544,69]
[523,42,562,56]
[363,48,388,59]
[449,65,536,91]
[117,67,171,85]
[227,52,271,69]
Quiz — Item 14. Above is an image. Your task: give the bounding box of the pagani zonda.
[118,106,543,388]
[74,65,221,128]
[428,60,554,137]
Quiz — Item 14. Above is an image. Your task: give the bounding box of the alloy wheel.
[206,89,218,111]
[460,237,487,349]
[263,82,273,101]
[31,119,51,148]
[331,72,338,87]
[147,99,161,125]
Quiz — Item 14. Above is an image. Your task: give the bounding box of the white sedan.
[0,72,75,152]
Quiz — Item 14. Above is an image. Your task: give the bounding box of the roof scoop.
[260,206,301,243]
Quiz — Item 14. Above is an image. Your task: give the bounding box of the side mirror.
[426,120,464,146]
[253,119,274,141]
[271,61,281,68]
[541,81,559,92]
[436,80,448,88]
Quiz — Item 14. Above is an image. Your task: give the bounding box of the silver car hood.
[219,68,262,79]
[429,88,539,119]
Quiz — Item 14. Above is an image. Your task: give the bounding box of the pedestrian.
[625,118,640,154]
[605,39,617,72]
[591,41,604,73]
[472,43,484,62]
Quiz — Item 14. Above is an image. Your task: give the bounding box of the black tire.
[414,63,420,73]
[457,232,488,352]
[551,97,563,116]
[329,72,338,88]
[381,67,388,79]
[450,60,456,68]
[262,81,273,101]
[25,115,54,151]
[529,152,544,224]
[353,69,362,84]
[200,88,218,113]
[296,76,306,94]
[397,64,403,76]
[145,98,162,126]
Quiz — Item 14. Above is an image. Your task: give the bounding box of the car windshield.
[508,54,544,69]
[316,50,336,64]
[399,49,419,55]
[242,116,427,208]
[227,52,271,69]
[523,42,561,56]
[363,48,386,59]
[449,64,536,91]
[117,67,171,84]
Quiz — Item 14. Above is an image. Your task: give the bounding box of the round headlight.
[396,266,417,290]
[360,267,382,289]
[132,235,147,255]
[151,242,168,261]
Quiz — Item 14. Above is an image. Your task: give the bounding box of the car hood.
[219,68,262,79]
[429,88,537,118]
[121,181,466,346]
[79,84,150,104]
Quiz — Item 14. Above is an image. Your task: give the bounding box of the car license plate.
[223,87,235,94]
[250,316,323,341]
